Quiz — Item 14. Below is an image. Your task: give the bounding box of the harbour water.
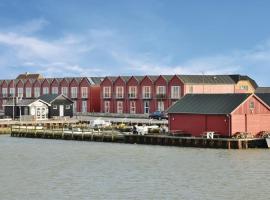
[1,135,270,200]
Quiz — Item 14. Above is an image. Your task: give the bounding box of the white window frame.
[34,87,40,98]
[130,101,136,114]
[2,88,7,97]
[156,86,166,95]
[143,86,151,99]
[81,87,88,98]
[71,87,78,98]
[128,86,137,98]
[82,100,87,113]
[117,101,123,114]
[157,101,164,111]
[104,101,110,113]
[52,87,58,94]
[66,105,70,109]
[116,86,124,98]
[103,87,111,98]
[171,86,180,99]
[9,88,15,97]
[73,100,77,113]
[26,87,32,98]
[144,101,150,114]
[43,87,49,95]
[17,87,23,97]
[61,87,68,96]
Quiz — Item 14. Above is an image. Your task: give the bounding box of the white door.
[144,101,150,114]
[59,105,64,117]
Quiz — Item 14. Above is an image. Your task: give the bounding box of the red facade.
[0,76,101,113]
[169,95,270,137]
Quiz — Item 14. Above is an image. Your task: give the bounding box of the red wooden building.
[100,75,258,114]
[167,93,270,137]
[0,73,102,113]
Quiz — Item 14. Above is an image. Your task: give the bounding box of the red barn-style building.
[167,93,270,137]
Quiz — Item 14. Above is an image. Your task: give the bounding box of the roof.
[229,74,258,89]
[167,93,252,114]
[255,87,270,94]
[39,94,73,104]
[255,93,270,106]
[16,73,43,80]
[178,75,235,84]
[4,99,50,106]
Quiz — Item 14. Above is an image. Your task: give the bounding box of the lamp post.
[12,80,15,120]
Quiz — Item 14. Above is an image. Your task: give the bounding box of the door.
[59,105,64,117]
[144,101,150,114]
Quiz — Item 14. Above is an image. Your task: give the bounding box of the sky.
[0,0,270,85]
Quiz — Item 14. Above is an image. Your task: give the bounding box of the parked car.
[149,111,168,120]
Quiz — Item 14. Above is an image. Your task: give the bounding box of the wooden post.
[227,141,231,149]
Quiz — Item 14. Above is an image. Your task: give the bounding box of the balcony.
[142,94,152,99]
[170,95,181,100]
[103,94,111,99]
[156,94,167,99]
[115,93,124,99]
[128,93,137,99]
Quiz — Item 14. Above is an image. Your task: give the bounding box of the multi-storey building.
[100,74,258,114]
[0,73,102,113]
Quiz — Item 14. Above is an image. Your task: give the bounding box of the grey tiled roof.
[256,93,270,107]
[167,93,251,114]
[178,75,235,84]
[39,94,73,104]
[255,87,270,94]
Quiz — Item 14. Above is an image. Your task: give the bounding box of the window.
[82,101,87,113]
[156,86,166,95]
[104,101,110,113]
[189,85,193,93]
[53,105,57,109]
[130,101,136,114]
[61,87,68,96]
[81,87,88,98]
[2,88,7,97]
[52,87,58,94]
[171,86,180,99]
[73,101,77,113]
[26,87,31,98]
[128,86,137,98]
[117,101,123,113]
[43,87,49,95]
[157,101,164,111]
[103,87,111,98]
[144,101,150,114]
[249,101,255,110]
[17,88,23,97]
[142,86,151,99]
[116,86,124,98]
[9,88,15,96]
[66,105,70,109]
[240,85,249,90]
[34,87,40,97]
[71,87,78,98]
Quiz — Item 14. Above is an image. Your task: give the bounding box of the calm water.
[1,135,270,200]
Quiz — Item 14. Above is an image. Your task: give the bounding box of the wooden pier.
[9,125,268,149]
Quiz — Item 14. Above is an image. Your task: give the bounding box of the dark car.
[149,111,168,120]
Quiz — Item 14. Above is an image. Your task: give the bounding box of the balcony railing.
[115,93,124,99]
[156,94,166,99]
[128,93,137,99]
[142,94,151,99]
[103,94,111,99]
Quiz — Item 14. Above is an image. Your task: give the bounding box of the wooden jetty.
[9,125,268,149]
